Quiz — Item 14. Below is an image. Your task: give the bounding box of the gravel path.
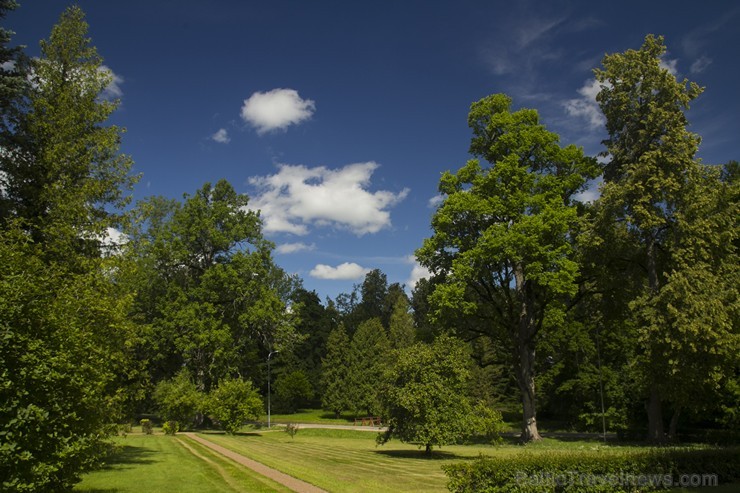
[182,433,328,493]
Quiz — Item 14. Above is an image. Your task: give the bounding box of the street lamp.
[267,350,279,429]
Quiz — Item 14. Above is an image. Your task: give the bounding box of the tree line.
[1,4,737,491]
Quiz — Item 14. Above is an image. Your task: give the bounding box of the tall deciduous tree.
[0,6,137,491]
[592,34,738,441]
[417,94,598,442]
[123,180,298,393]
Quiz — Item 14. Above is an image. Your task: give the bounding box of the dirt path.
[182,433,328,493]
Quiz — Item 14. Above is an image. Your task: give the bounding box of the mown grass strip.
[74,434,292,493]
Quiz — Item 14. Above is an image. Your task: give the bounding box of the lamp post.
[267,350,279,429]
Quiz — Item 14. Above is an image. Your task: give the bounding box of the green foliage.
[590,34,739,439]
[0,7,140,490]
[348,318,390,416]
[388,295,416,349]
[140,419,153,435]
[275,370,314,414]
[417,93,598,441]
[123,179,301,393]
[162,421,179,435]
[321,325,352,417]
[285,423,300,439]
[377,334,497,454]
[207,378,263,434]
[444,447,740,492]
[153,370,204,429]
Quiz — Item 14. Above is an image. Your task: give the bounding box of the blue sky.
[7,1,739,301]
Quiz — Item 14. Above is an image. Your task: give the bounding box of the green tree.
[348,318,390,416]
[207,378,263,435]
[123,180,299,393]
[388,295,415,349]
[0,6,137,490]
[275,370,314,413]
[377,335,501,456]
[417,94,598,442]
[289,288,337,400]
[592,35,738,440]
[321,324,352,417]
[153,370,205,429]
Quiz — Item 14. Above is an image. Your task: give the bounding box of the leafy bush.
[285,423,300,439]
[207,378,263,434]
[140,419,153,435]
[467,402,505,444]
[153,370,205,430]
[162,420,179,435]
[444,447,740,492]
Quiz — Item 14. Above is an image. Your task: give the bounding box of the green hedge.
[444,447,740,492]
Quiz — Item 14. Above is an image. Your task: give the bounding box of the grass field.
[74,434,292,493]
[75,428,738,493]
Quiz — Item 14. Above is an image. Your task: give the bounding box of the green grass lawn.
[75,429,737,493]
[74,434,292,493]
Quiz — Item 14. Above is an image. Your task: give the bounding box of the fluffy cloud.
[563,78,605,130]
[212,128,230,143]
[99,65,124,100]
[428,194,444,208]
[248,162,409,236]
[241,88,315,134]
[659,57,679,76]
[406,257,431,290]
[275,242,315,254]
[310,262,370,280]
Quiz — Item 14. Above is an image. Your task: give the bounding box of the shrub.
[207,378,263,434]
[140,419,153,435]
[162,420,179,435]
[443,447,740,492]
[285,423,300,439]
[153,370,205,430]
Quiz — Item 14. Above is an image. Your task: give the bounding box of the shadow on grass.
[373,449,466,461]
[100,445,158,470]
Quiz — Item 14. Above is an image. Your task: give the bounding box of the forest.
[1,4,737,492]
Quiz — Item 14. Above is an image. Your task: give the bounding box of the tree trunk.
[513,263,542,443]
[516,341,542,443]
[645,237,665,443]
[668,408,681,442]
[425,443,432,457]
[646,384,665,442]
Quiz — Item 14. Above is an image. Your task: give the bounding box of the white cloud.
[406,257,431,290]
[659,57,679,76]
[428,194,444,208]
[310,262,370,280]
[563,78,605,130]
[275,242,315,254]
[241,88,315,134]
[99,65,124,100]
[690,56,712,74]
[248,162,409,236]
[212,128,230,143]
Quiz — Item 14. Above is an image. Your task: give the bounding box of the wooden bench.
[354,416,382,426]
